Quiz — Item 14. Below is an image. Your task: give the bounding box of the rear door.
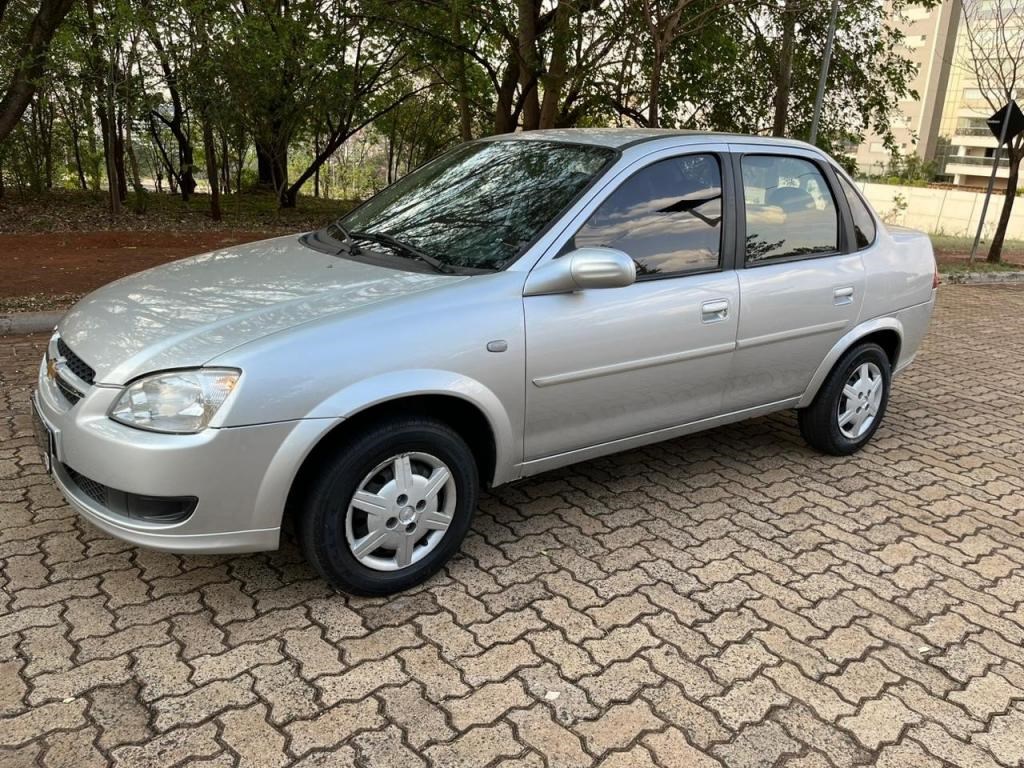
[727,145,865,410]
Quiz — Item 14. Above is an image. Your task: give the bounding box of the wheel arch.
[797,318,902,408]
[273,370,517,535]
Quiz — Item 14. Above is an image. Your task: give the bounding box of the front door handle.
[701,299,729,323]
[833,286,854,306]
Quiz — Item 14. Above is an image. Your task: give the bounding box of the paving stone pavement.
[2,284,1024,768]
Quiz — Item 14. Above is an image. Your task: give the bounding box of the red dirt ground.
[1,230,272,299]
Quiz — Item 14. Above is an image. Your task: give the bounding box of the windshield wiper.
[332,222,362,256]
[350,230,452,274]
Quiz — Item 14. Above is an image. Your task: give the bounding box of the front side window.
[836,173,877,249]
[333,140,614,271]
[742,155,839,264]
[573,154,723,277]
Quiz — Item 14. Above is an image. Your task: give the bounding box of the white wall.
[859,182,1024,240]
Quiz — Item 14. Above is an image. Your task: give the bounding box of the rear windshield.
[330,140,615,271]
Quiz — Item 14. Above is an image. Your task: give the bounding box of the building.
[852,1,961,177]
[934,1,1019,189]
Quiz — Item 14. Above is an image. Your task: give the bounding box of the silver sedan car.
[33,129,937,594]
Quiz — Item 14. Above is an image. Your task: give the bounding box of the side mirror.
[523,247,637,296]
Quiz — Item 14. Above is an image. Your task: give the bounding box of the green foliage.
[886,151,937,184]
[0,0,938,213]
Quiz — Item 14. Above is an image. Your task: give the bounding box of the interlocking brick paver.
[3,285,1024,766]
[379,681,454,748]
[285,699,384,757]
[507,705,592,768]
[315,656,407,705]
[444,678,530,730]
[574,699,663,755]
[422,722,522,767]
[219,704,288,768]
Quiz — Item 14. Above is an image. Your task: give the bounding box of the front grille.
[55,376,83,406]
[56,338,95,385]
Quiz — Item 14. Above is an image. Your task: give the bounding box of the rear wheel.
[798,342,891,456]
[298,416,478,595]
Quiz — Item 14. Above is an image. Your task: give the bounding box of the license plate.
[31,395,54,474]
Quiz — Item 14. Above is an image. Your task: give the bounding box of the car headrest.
[766,186,816,213]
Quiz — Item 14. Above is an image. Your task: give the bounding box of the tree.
[720,0,934,155]
[960,0,1024,264]
[0,0,77,145]
[603,0,746,129]
[138,0,197,200]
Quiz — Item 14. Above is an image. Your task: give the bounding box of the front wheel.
[798,342,891,456]
[297,416,478,595]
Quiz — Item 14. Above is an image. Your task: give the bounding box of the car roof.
[480,127,817,152]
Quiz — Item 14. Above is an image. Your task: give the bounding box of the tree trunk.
[0,0,76,145]
[256,141,278,187]
[236,140,244,195]
[313,131,321,197]
[82,92,100,190]
[517,0,541,131]
[125,117,148,214]
[451,2,472,140]
[148,114,179,190]
[68,115,87,190]
[114,109,129,202]
[202,118,221,221]
[494,54,520,134]
[177,135,196,200]
[220,131,230,194]
[772,0,797,136]
[40,93,53,189]
[144,20,196,201]
[104,90,120,216]
[988,150,1021,264]
[648,44,663,128]
[539,0,572,129]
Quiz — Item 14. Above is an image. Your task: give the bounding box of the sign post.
[809,0,841,145]
[969,99,1024,265]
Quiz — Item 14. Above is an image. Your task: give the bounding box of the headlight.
[110,369,240,433]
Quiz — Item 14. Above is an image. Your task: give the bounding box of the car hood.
[58,235,465,384]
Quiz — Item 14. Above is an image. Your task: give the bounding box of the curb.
[942,271,1024,285]
[0,311,63,336]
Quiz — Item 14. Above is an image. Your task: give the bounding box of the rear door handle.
[833,286,854,305]
[701,299,729,323]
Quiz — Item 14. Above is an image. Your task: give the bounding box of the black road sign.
[988,101,1024,143]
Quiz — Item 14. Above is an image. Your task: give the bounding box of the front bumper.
[34,353,322,554]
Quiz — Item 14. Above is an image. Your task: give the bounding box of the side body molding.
[796,317,903,408]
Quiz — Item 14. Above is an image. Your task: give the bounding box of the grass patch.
[0,189,355,234]
[930,233,1024,260]
[938,260,1023,274]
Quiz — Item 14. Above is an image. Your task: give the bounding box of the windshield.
[329,140,615,271]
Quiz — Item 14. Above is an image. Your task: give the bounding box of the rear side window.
[573,154,723,277]
[741,155,838,264]
[836,174,877,249]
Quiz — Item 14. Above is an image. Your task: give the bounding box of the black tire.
[297,416,478,595]
[798,342,891,456]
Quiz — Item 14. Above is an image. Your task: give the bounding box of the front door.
[523,149,739,461]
